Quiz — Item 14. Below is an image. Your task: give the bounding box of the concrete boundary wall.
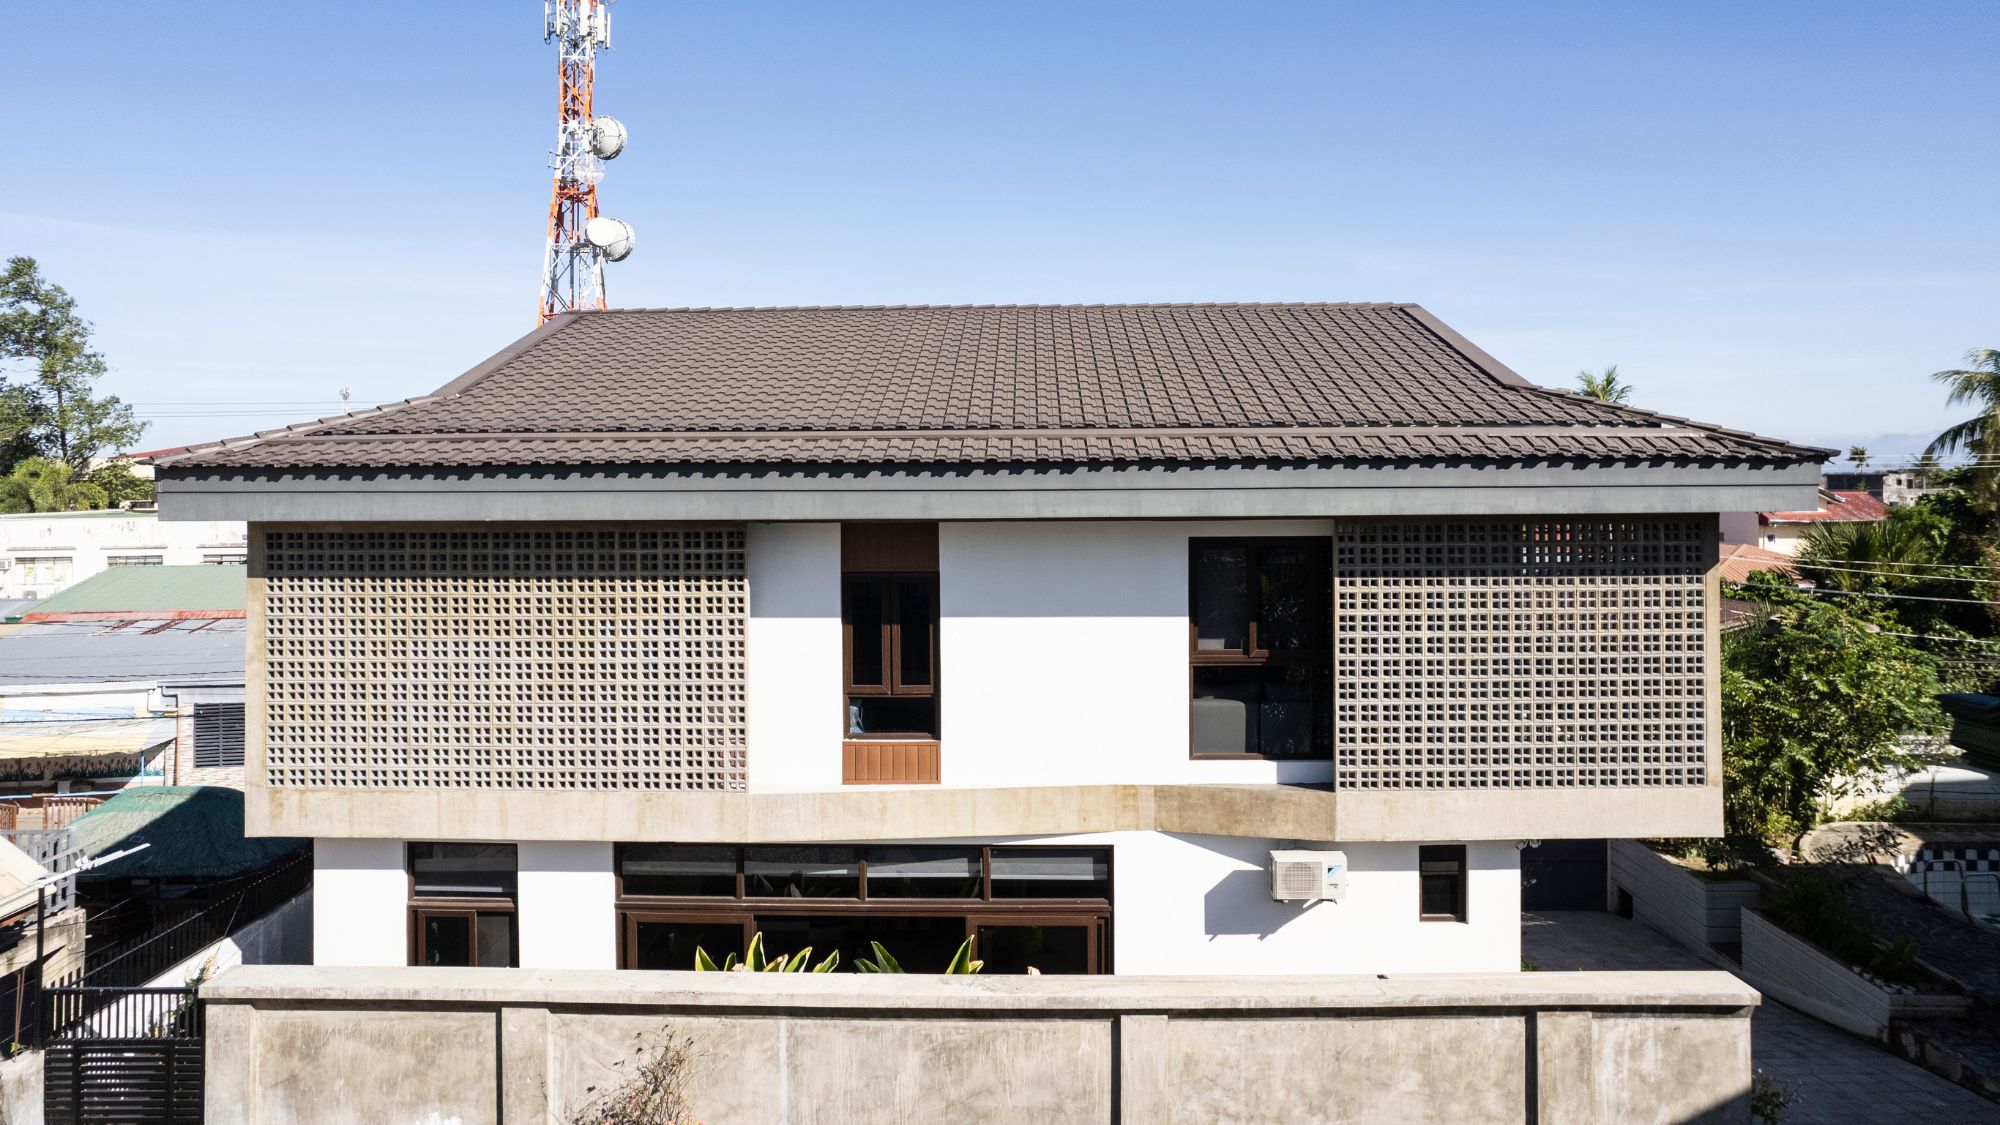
[1609,839,1761,951]
[1737,909,1969,1040]
[202,966,1758,1125]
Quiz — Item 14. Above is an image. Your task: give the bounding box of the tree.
[1846,445,1870,469]
[1574,364,1631,403]
[0,457,108,513]
[1925,347,2000,499]
[1720,593,1950,842]
[0,257,147,473]
[88,459,154,507]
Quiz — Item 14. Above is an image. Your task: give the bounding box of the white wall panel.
[312,837,407,967]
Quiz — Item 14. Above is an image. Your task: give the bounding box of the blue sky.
[3,1,1994,458]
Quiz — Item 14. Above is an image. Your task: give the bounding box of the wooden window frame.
[406,843,520,967]
[613,844,1113,972]
[1418,844,1469,923]
[1187,537,1333,761]
[841,522,942,757]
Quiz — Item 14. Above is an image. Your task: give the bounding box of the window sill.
[1188,753,1323,762]
[843,740,941,785]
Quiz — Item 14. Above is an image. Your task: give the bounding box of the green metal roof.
[16,565,245,619]
[69,786,305,880]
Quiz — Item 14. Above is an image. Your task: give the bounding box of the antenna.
[537,0,633,323]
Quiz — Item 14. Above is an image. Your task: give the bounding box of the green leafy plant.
[692,932,838,973]
[855,936,982,975]
[568,1026,703,1125]
[1751,1071,1797,1124]
[1763,875,1924,983]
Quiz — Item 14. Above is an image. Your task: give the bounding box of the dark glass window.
[843,573,940,737]
[618,844,738,897]
[409,843,517,967]
[865,847,981,898]
[410,844,518,898]
[1419,845,1468,922]
[628,919,747,970]
[615,844,1112,972]
[743,846,862,898]
[990,848,1109,899]
[1189,538,1331,759]
[976,924,1092,975]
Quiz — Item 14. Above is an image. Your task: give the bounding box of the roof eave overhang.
[156,459,1824,523]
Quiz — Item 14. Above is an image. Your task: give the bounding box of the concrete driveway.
[1523,911,1999,1125]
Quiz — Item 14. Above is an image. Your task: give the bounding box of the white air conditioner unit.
[1270,849,1347,903]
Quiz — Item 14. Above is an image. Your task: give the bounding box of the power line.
[1808,588,1998,607]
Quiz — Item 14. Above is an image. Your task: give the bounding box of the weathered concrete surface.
[248,779,1721,844]
[0,1050,40,1125]
[202,966,1757,1124]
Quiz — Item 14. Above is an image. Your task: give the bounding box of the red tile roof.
[1761,491,1889,524]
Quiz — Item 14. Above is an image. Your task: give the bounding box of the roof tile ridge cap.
[593,300,1418,314]
[1396,304,1536,389]
[1514,384,1833,457]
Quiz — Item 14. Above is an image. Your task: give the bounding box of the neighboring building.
[0,565,248,810]
[0,510,247,601]
[154,303,1824,976]
[1715,542,1800,586]
[1719,488,1887,556]
[1823,468,1944,507]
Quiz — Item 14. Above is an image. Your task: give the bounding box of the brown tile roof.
[1761,490,1890,524]
[1716,543,1799,585]
[154,303,1828,472]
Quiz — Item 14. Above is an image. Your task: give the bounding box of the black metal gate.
[43,986,203,1124]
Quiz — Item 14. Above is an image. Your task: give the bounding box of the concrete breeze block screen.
[259,526,747,790]
[1334,518,1710,790]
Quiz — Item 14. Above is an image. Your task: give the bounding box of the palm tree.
[1846,446,1869,470]
[1794,512,1944,592]
[1575,365,1631,404]
[1925,348,2000,497]
[0,457,108,513]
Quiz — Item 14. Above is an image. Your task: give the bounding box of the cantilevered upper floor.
[149,303,1828,844]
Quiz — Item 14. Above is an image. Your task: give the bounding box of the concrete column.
[1116,1013,1170,1123]
[1533,1011,1596,1124]
[499,1006,553,1124]
[204,1002,258,1125]
[518,842,615,970]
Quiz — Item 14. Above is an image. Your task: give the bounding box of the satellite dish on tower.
[588,117,627,159]
[585,217,636,262]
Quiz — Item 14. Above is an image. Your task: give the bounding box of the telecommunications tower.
[537,0,634,323]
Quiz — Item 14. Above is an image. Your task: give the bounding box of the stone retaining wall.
[202,966,1758,1125]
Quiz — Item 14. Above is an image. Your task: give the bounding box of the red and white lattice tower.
[537,0,634,323]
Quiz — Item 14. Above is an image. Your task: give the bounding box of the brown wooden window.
[1189,538,1332,759]
[843,524,941,748]
[1419,844,1468,922]
[408,843,518,966]
[614,843,1110,974]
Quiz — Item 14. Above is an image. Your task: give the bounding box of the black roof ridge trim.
[566,301,1423,314]
[208,423,1768,444]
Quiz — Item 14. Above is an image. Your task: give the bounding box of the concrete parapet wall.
[1737,909,1969,1041]
[201,965,1758,1124]
[1609,839,1760,951]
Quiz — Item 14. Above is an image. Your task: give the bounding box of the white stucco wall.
[1016,830,1520,975]
[307,831,1519,976]
[313,837,408,967]
[939,520,1336,787]
[0,511,246,599]
[745,522,844,790]
[518,841,615,970]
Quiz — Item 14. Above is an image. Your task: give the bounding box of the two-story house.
[153,303,1822,977]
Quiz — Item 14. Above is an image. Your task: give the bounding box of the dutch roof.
[152,303,1826,473]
